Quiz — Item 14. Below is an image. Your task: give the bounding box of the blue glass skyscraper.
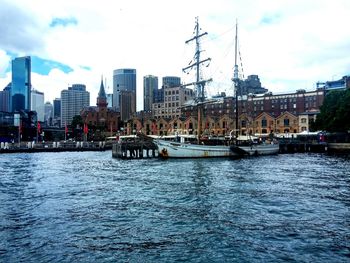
[11,56,31,112]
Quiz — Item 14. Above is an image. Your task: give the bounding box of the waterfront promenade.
[0,141,112,153]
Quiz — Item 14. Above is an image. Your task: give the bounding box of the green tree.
[71,115,83,129]
[312,89,350,132]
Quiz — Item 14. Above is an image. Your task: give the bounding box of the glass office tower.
[143,75,158,112]
[113,68,136,112]
[11,56,31,112]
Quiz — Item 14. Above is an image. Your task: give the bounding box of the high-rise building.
[44,101,53,125]
[120,90,136,121]
[53,98,61,118]
[31,89,45,122]
[143,75,158,112]
[0,83,11,112]
[106,93,113,108]
[61,84,90,126]
[113,68,136,113]
[53,98,61,127]
[11,56,31,112]
[162,76,181,88]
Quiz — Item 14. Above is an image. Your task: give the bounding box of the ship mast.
[182,17,212,102]
[233,21,240,141]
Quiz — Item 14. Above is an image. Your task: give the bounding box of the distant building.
[120,90,136,121]
[236,75,268,96]
[44,101,53,125]
[153,85,195,119]
[113,68,136,112]
[162,76,181,88]
[53,98,61,127]
[143,75,158,111]
[181,88,325,134]
[0,83,11,112]
[61,84,90,126]
[106,93,113,108]
[316,75,350,92]
[31,89,45,122]
[81,79,119,132]
[153,86,164,103]
[11,56,31,112]
[245,89,324,118]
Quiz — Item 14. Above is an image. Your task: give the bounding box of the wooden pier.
[112,135,158,159]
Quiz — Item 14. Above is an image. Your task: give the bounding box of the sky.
[0,0,349,111]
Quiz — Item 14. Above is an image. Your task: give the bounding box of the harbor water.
[0,152,349,262]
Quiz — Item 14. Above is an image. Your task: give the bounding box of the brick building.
[81,79,120,133]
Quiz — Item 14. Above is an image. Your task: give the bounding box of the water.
[0,152,349,262]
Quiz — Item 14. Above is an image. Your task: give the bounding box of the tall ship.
[153,17,279,158]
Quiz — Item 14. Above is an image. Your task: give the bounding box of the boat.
[153,18,279,158]
[231,135,279,156]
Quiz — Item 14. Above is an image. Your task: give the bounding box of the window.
[284,118,289,126]
[261,118,267,127]
[301,118,307,123]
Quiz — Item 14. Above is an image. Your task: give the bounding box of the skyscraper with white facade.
[61,84,90,126]
[31,89,45,122]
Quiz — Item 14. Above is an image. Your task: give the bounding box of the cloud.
[0,0,46,54]
[0,0,350,110]
[0,50,11,78]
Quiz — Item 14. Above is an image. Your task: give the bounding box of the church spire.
[97,76,108,108]
[98,75,107,99]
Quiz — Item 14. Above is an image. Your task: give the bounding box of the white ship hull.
[154,140,237,158]
[237,143,279,156]
[154,139,279,158]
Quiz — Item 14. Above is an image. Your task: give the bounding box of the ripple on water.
[0,152,349,262]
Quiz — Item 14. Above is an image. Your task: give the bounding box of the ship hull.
[154,140,238,158]
[236,144,280,156]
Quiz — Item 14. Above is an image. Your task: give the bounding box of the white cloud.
[1,0,350,110]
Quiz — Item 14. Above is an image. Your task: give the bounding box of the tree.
[312,89,350,132]
[71,115,83,129]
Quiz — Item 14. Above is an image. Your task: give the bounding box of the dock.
[112,135,158,159]
[0,141,112,154]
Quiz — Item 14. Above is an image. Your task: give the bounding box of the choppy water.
[0,152,349,262]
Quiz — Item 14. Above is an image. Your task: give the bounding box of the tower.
[31,89,45,121]
[143,75,158,111]
[97,77,108,108]
[61,84,90,127]
[11,56,31,112]
[112,68,136,113]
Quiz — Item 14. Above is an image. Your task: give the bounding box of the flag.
[65,123,68,134]
[37,122,41,134]
[83,123,88,134]
[19,121,22,134]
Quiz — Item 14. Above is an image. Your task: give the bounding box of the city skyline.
[0,0,350,111]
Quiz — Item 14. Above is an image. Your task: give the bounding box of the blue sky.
[0,0,349,109]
